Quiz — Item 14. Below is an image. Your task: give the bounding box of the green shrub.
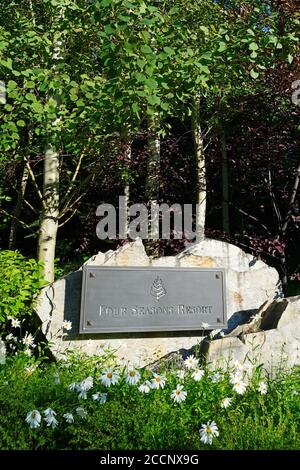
[0,250,44,321]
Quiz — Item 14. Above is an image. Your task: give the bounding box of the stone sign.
[80,266,227,333]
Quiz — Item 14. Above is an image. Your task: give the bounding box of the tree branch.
[24,157,47,209]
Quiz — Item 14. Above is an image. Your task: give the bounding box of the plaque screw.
[87,321,92,326]
[89,272,96,278]
[215,274,220,279]
[217,317,221,323]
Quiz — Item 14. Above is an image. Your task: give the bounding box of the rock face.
[35,238,279,366]
[204,296,300,374]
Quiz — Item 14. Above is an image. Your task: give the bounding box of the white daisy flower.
[292,390,299,396]
[63,413,74,424]
[24,348,32,357]
[53,372,60,384]
[22,333,34,347]
[211,372,221,383]
[92,392,107,404]
[125,367,140,385]
[44,408,56,418]
[221,397,232,409]
[176,370,186,380]
[210,329,222,339]
[45,415,58,428]
[201,322,209,329]
[0,344,6,355]
[230,371,244,384]
[25,365,37,374]
[76,407,87,419]
[5,333,14,341]
[11,318,21,328]
[62,320,72,331]
[151,373,166,390]
[233,380,247,395]
[138,380,152,394]
[69,382,79,392]
[184,355,198,370]
[100,367,120,387]
[80,376,94,391]
[200,421,219,445]
[192,369,205,381]
[171,384,187,404]
[25,410,41,429]
[44,408,58,428]
[258,381,268,395]
[78,389,87,399]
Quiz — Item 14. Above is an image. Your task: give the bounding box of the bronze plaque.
[79,267,227,334]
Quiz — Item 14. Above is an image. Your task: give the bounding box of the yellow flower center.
[156,377,161,382]
[129,371,135,377]
[107,373,113,379]
[206,426,212,434]
[176,390,181,395]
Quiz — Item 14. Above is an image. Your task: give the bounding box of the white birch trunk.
[38,145,60,283]
[146,113,160,205]
[120,127,131,237]
[38,9,63,282]
[191,92,206,240]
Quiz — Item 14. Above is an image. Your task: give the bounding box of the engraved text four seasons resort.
[99,305,213,316]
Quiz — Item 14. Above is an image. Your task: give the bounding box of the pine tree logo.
[150,276,166,301]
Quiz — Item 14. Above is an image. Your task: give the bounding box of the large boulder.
[204,296,300,374]
[35,238,279,366]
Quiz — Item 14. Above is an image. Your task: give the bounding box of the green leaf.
[132,102,139,114]
[104,25,114,35]
[288,54,294,64]
[147,95,161,106]
[163,46,175,56]
[218,42,227,52]
[145,78,158,90]
[137,58,146,69]
[16,120,26,127]
[7,80,17,91]
[134,72,146,83]
[1,58,13,70]
[249,42,259,51]
[160,102,169,111]
[250,69,259,79]
[141,45,152,54]
[25,93,36,101]
[76,99,85,107]
[31,102,43,114]
[199,26,209,35]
